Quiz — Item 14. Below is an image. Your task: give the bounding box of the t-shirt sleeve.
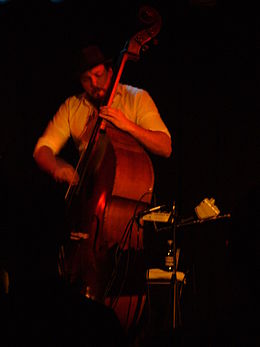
[135,90,171,138]
[33,100,71,156]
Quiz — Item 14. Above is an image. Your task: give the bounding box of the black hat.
[75,45,113,76]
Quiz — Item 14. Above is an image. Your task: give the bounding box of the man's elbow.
[162,136,172,158]
[162,146,172,158]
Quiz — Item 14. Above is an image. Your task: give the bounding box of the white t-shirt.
[33,83,171,156]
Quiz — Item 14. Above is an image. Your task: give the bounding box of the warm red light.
[96,191,106,213]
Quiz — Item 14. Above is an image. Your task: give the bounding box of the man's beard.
[85,89,106,108]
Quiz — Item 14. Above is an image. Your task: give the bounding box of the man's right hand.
[34,146,79,185]
[53,158,79,185]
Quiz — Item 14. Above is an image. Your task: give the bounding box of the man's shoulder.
[119,84,146,97]
[64,93,84,103]
[62,93,86,110]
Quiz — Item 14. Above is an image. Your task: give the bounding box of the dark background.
[0,0,259,345]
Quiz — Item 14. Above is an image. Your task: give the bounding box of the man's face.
[80,64,112,101]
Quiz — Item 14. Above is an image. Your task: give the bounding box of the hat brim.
[78,57,114,76]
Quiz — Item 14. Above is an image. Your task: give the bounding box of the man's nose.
[91,76,98,87]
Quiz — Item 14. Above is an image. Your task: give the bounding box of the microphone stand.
[170,202,179,331]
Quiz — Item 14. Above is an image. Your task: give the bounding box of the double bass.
[62,6,162,331]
